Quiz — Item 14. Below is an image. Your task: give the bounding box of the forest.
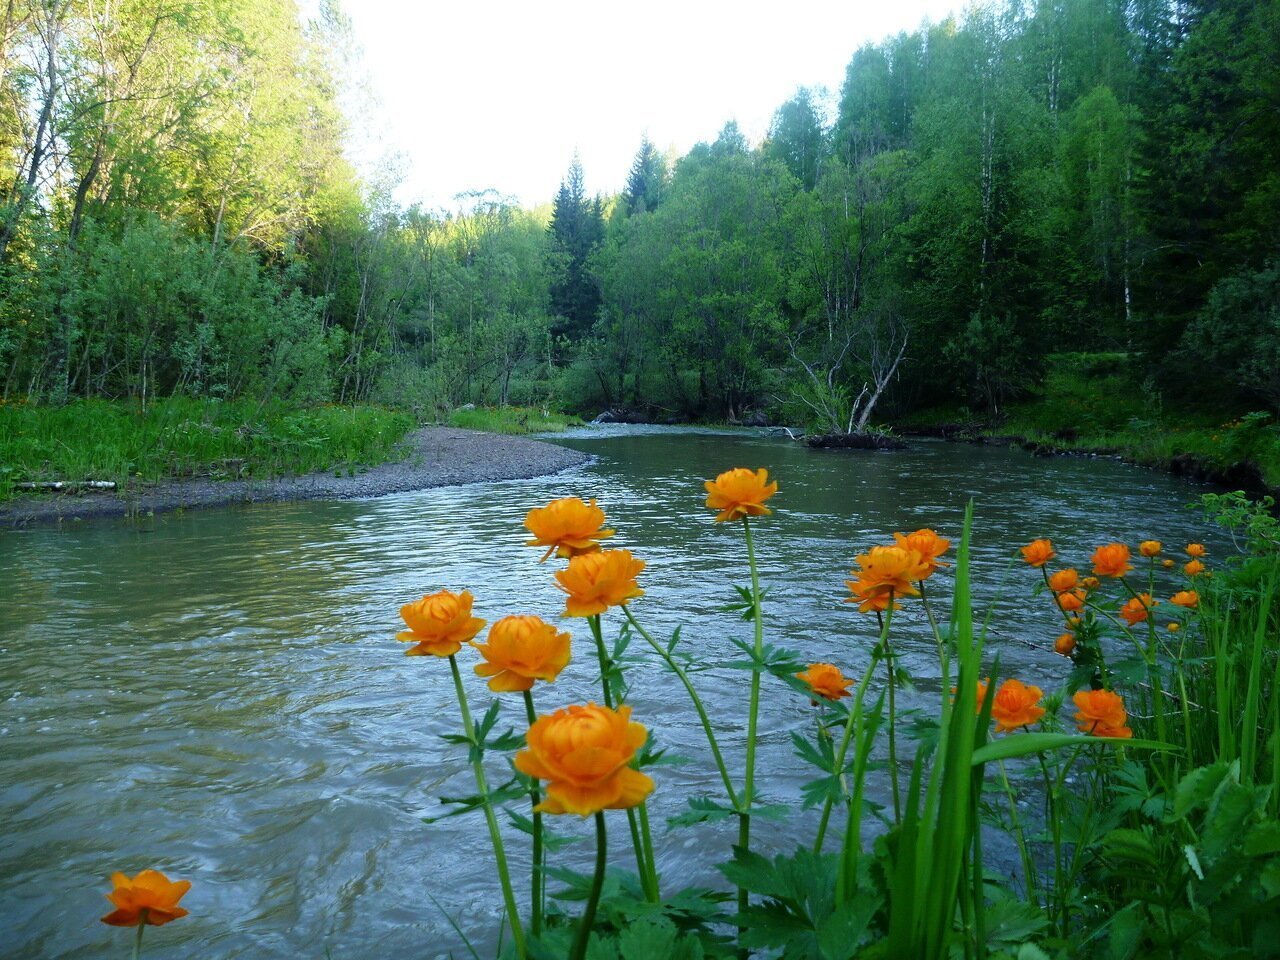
[1,0,1277,439]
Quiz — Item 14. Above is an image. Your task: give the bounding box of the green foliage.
[447,406,582,435]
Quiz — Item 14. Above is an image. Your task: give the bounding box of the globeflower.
[555,549,645,617]
[1048,568,1079,593]
[524,497,614,561]
[1120,593,1157,625]
[101,869,191,927]
[892,528,951,577]
[1081,576,1101,590]
[1170,590,1199,609]
[1020,539,1055,568]
[1092,543,1134,578]
[990,679,1046,733]
[1186,543,1207,558]
[398,590,487,657]
[796,663,854,701]
[1054,633,1076,656]
[703,467,778,522]
[844,577,902,614]
[848,545,932,599]
[1072,689,1132,738]
[1057,589,1086,613]
[1139,540,1162,558]
[473,615,572,692]
[1185,559,1206,576]
[514,703,654,816]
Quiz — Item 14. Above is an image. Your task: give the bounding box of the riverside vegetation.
[102,477,1280,958]
[3,0,1278,483]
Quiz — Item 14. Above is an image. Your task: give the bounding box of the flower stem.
[448,655,527,959]
[813,642,884,852]
[521,689,544,938]
[738,516,765,922]
[131,915,146,960]
[587,615,615,708]
[570,812,608,960]
[877,605,902,823]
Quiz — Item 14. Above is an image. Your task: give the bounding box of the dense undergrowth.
[447,406,584,435]
[0,397,414,500]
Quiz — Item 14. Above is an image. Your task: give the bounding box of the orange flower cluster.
[703,467,778,522]
[101,870,191,927]
[796,663,854,701]
[845,530,949,613]
[515,703,654,816]
[524,497,614,561]
[1072,689,1132,738]
[473,616,572,692]
[398,590,487,657]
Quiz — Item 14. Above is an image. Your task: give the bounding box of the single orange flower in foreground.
[1054,632,1077,656]
[398,590,487,657]
[1048,568,1079,593]
[1184,559,1206,576]
[524,497,614,561]
[101,870,191,927]
[704,467,778,523]
[1170,590,1199,609]
[1120,592,1157,625]
[473,615,572,692]
[892,529,951,577]
[1092,543,1134,578]
[1073,689,1132,738]
[796,662,854,701]
[1057,589,1086,613]
[849,545,932,598]
[1139,540,1163,558]
[514,703,654,816]
[1021,539,1056,568]
[554,549,645,617]
[990,679,1046,733]
[1185,543,1207,558]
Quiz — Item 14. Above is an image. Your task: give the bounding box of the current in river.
[0,427,1223,958]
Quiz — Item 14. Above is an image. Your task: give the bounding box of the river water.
[0,427,1222,958]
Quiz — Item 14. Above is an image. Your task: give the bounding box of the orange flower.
[1072,689,1132,738]
[1120,592,1157,625]
[1139,540,1163,558]
[101,870,191,927]
[1054,632,1076,656]
[1065,616,1082,630]
[1092,543,1134,578]
[514,703,654,816]
[398,590,486,657]
[704,467,778,522]
[555,549,645,617]
[1021,539,1056,568]
[796,663,854,701]
[1048,568,1079,593]
[892,529,951,577]
[1184,559,1206,576]
[848,545,932,598]
[1170,590,1199,609]
[1081,576,1101,590]
[990,679,1046,733]
[843,577,902,614]
[1161,559,1175,569]
[1057,589,1086,612]
[524,497,614,561]
[473,615,572,692]
[1166,622,1181,632]
[1186,543,1207,558]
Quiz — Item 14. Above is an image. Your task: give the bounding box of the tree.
[547,155,603,344]
[620,136,667,216]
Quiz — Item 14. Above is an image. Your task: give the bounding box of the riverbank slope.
[0,426,589,526]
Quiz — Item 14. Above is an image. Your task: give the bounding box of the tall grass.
[447,405,583,435]
[0,397,415,499]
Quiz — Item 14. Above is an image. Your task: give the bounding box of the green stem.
[624,607,739,804]
[521,690,544,938]
[879,604,902,823]
[587,615,615,708]
[131,915,145,960]
[738,515,765,922]
[570,813,608,960]
[636,801,661,902]
[997,760,1037,903]
[449,655,527,959]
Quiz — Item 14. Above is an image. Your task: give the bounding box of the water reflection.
[0,429,1221,958]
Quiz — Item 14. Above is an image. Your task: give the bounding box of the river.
[0,427,1223,958]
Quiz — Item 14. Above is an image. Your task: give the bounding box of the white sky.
[332,0,963,210]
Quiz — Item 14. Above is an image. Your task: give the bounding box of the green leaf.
[1243,822,1280,857]
[971,733,1170,765]
[1171,762,1232,820]
[618,917,704,960]
[668,796,738,828]
[817,898,879,959]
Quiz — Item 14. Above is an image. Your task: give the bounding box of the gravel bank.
[0,426,590,527]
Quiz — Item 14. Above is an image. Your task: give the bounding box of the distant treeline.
[2,0,1276,428]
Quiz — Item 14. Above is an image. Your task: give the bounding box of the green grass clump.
[0,397,415,500]
[447,405,582,435]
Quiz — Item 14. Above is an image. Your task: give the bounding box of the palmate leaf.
[668,796,738,827]
[618,917,706,960]
[424,777,528,823]
[791,730,835,772]
[723,637,803,676]
[507,809,579,852]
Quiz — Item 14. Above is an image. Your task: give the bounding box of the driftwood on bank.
[15,480,117,492]
[805,432,907,451]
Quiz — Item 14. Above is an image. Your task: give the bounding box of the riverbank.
[0,426,589,526]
